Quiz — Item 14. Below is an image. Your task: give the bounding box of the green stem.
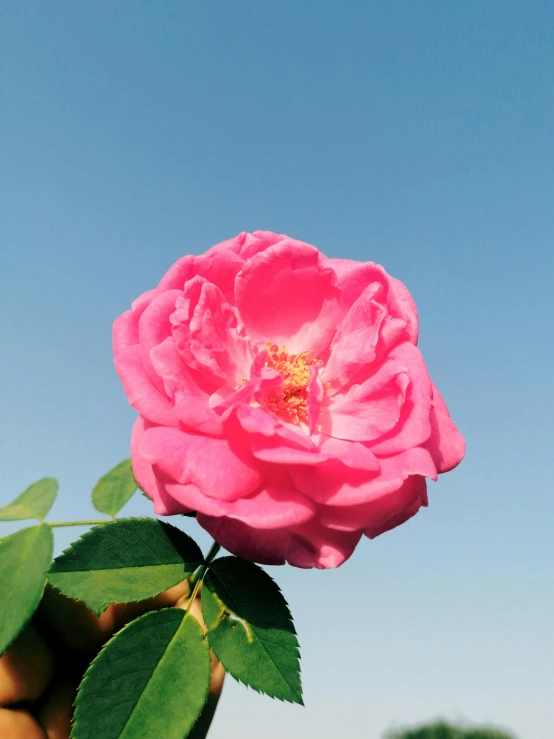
[187,541,222,597]
[47,520,110,528]
[205,541,222,566]
[184,576,203,617]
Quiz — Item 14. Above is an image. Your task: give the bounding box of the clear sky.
[1,2,553,737]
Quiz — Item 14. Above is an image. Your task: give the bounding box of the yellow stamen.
[240,342,322,424]
[264,343,321,423]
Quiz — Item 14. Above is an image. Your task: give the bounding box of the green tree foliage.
[384,720,516,739]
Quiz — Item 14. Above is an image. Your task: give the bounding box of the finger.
[36,585,117,653]
[188,658,226,739]
[0,707,46,738]
[110,578,191,632]
[0,625,55,705]
[37,680,76,739]
[37,580,193,654]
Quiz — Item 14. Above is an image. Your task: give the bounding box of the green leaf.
[202,557,303,704]
[72,608,210,739]
[92,459,137,517]
[48,519,203,615]
[0,525,53,655]
[0,478,58,521]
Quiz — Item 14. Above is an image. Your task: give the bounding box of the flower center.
[262,343,321,424]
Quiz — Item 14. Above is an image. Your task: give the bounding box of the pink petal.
[171,277,252,387]
[390,276,419,343]
[235,239,341,355]
[131,289,157,313]
[319,475,427,532]
[139,425,263,502]
[424,383,466,473]
[322,358,410,442]
[251,438,329,466]
[165,470,315,528]
[207,231,285,260]
[138,289,182,393]
[326,259,418,343]
[368,342,433,455]
[168,276,204,375]
[365,478,428,539]
[209,355,276,410]
[323,284,386,388]
[233,402,317,451]
[224,374,327,464]
[307,366,325,435]
[113,310,141,355]
[197,514,362,569]
[157,249,244,304]
[113,289,155,355]
[131,417,190,516]
[240,231,288,259]
[314,435,380,471]
[114,344,181,428]
[291,447,437,506]
[149,337,224,434]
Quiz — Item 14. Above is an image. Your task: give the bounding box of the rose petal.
[207,231,285,260]
[390,276,419,343]
[149,338,224,434]
[251,439,329,466]
[322,359,409,442]
[139,425,263,501]
[157,249,245,303]
[165,469,315,528]
[365,478,428,539]
[368,342,433,455]
[425,383,466,473]
[314,435,380,472]
[198,514,362,569]
[326,259,418,342]
[236,239,341,355]
[323,284,386,388]
[307,366,325,435]
[171,277,252,387]
[319,475,427,532]
[233,402,317,451]
[113,289,155,354]
[138,289,182,393]
[114,344,181,427]
[131,417,189,516]
[291,447,437,506]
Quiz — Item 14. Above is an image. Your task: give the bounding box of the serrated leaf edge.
[71,608,210,739]
[206,617,303,705]
[47,517,203,616]
[209,559,297,626]
[204,562,303,705]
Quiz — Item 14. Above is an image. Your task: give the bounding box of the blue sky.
[1,2,553,737]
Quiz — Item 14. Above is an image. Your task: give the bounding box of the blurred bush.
[384,719,516,739]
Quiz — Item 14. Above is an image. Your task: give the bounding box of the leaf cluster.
[0,461,303,738]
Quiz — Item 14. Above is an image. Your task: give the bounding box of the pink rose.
[113,232,465,569]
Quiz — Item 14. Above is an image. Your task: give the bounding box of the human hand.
[0,580,225,738]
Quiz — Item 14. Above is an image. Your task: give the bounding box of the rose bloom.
[113,232,465,569]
